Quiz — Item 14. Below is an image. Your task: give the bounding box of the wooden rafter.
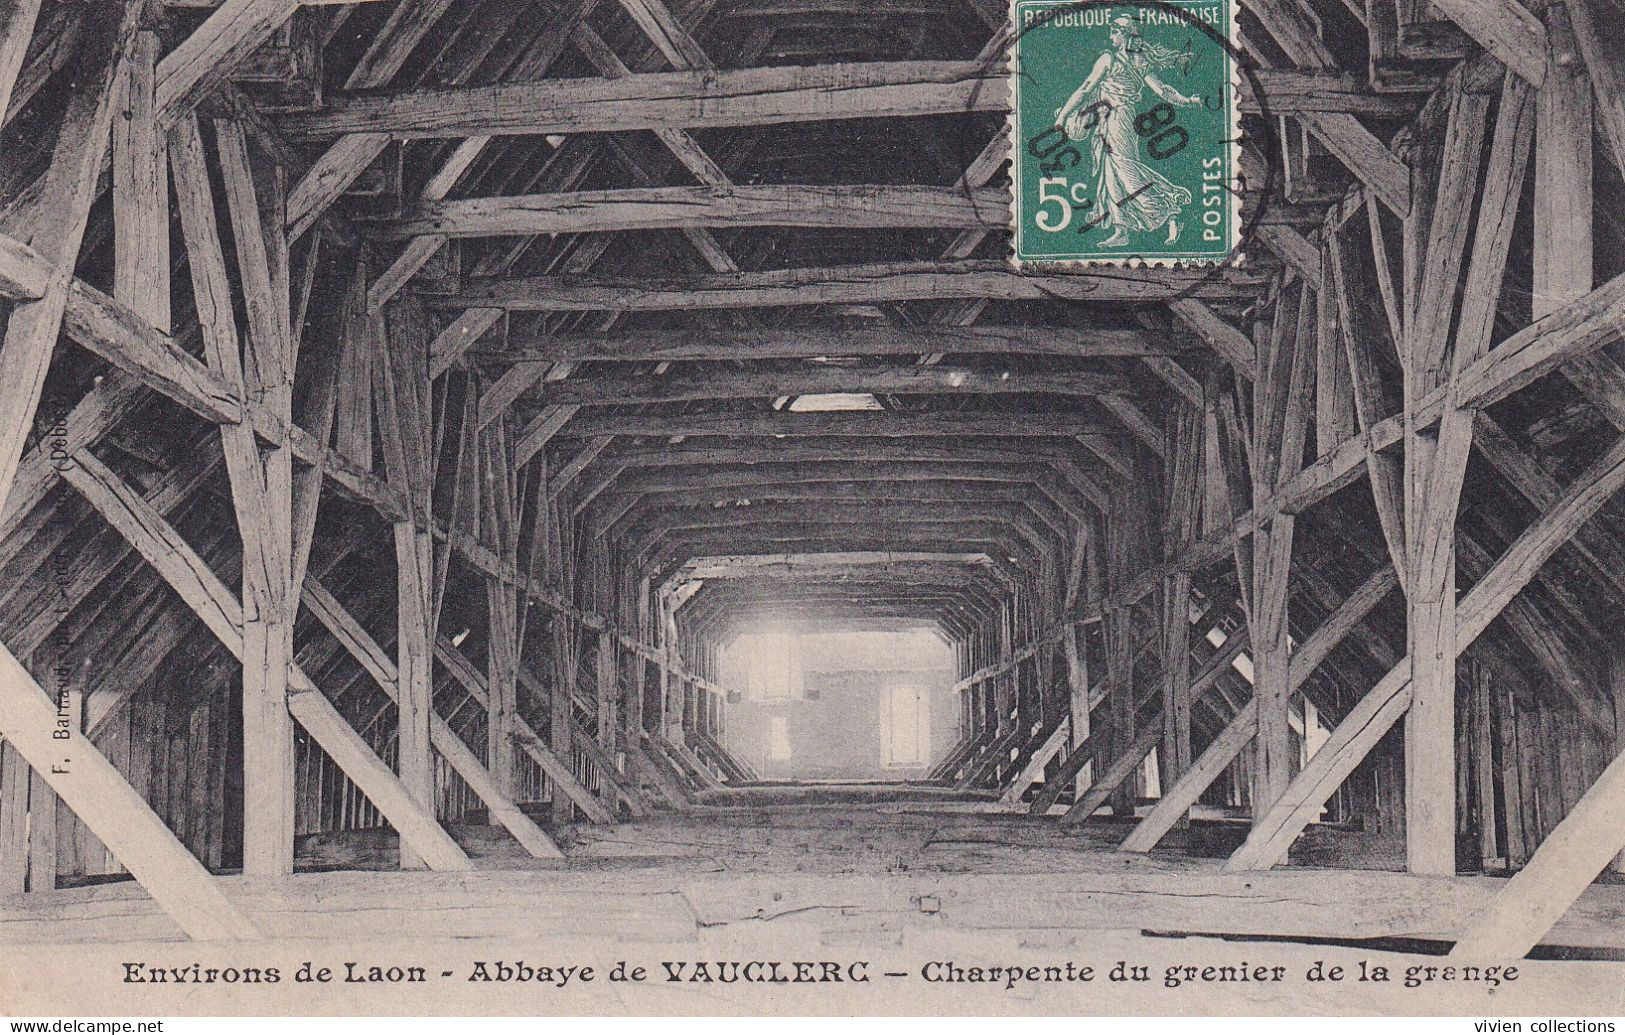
[434,260,1267,312]
[375,184,1010,238]
[0,0,42,124]
[1425,0,1546,87]
[1121,562,1397,852]
[435,640,620,825]
[60,448,473,871]
[1,0,1621,954]
[1228,427,1625,871]
[517,366,1135,407]
[474,323,1182,366]
[300,578,564,859]
[153,0,300,125]
[0,3,132,514]
[1243,0,1412,214]
[1450,730,1625,958]
[281,60,1005,139]
[0,644,260,939]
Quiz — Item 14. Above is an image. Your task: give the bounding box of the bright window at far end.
[737,632,800,700]
[787,393,883,411]
[884,686,927,767]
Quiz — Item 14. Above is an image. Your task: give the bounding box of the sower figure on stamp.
[1054,14,1204,247]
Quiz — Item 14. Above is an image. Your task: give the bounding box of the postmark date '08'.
[1009,0,1242,267]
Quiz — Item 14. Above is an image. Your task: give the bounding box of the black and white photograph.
[0,0,1622,1020]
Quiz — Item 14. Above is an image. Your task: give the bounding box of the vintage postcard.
[0,0,1622,1023]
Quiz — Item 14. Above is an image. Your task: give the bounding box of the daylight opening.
[785,392,884,411]
[719,626,955,780]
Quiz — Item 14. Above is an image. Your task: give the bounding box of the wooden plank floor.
[5,793,1625,1015]
[5,792,1625,954]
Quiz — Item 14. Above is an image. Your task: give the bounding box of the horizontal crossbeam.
[517,365,1133,407]
[282,60,1004,139]
[374,184,1009,237]
[553,411,1116,439]
[432,260,1268,311]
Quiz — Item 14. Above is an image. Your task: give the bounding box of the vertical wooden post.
[542,457,577,826]
[216,118,297,877]
[1401,83,1484,877]
[376,297,437,867]
[1611,647,1625,874]
[1314,226,1356,452]
[596,632,617,749]
[1495,673,1527,867]
[1402,449,1459,874]
[649,618,667,739]
[1469,661,1498,869]
[1160,403,1201,812]
[628,637,647,742]
[113,31,169,333]
[484,565,519,801]
[0,739,27,894]
[1532,4,1593,323]
[21,645,60,892]
[1103,492,1137,814]
[483,414,521,799]
[1250,278,1313,823]
[1401,71,1533,876]
[661,600,683,744]
[335,262,375,466]
[1250,517,1294,822]
[995,602,1014,737]
[682,672,696,739]
[26,765,56,891]
[1063,624,1091,792]
[594,632,618,809]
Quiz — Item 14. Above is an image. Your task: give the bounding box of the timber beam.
[277,60,1417,140]
[627,515,1049,572]
[604,485,1069,540]
[515,365,1137,407]
[472,324,1188,366]
[280,60,1008,139]
[300,579,565,859]
[1227,427,1625,872]
[646,533,1039,579]
[0,644,261,939]
[61,447,473,872]
[372,184,1010,237]
[552,411,1120,439]
[430,260,1269,311]
[569,442,1120,515]
[437,642,625,825]
[674,551,1001,578]
[1120,563,1399,853]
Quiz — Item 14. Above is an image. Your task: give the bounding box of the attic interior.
[0,0,1623,967]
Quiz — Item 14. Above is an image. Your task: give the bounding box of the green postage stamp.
[1008,0,1241,267]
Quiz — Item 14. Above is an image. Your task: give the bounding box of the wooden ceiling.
[1,0,1620,730]
[0,0,1623,948]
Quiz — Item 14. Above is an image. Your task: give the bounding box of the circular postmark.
[965,0,1282,300]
